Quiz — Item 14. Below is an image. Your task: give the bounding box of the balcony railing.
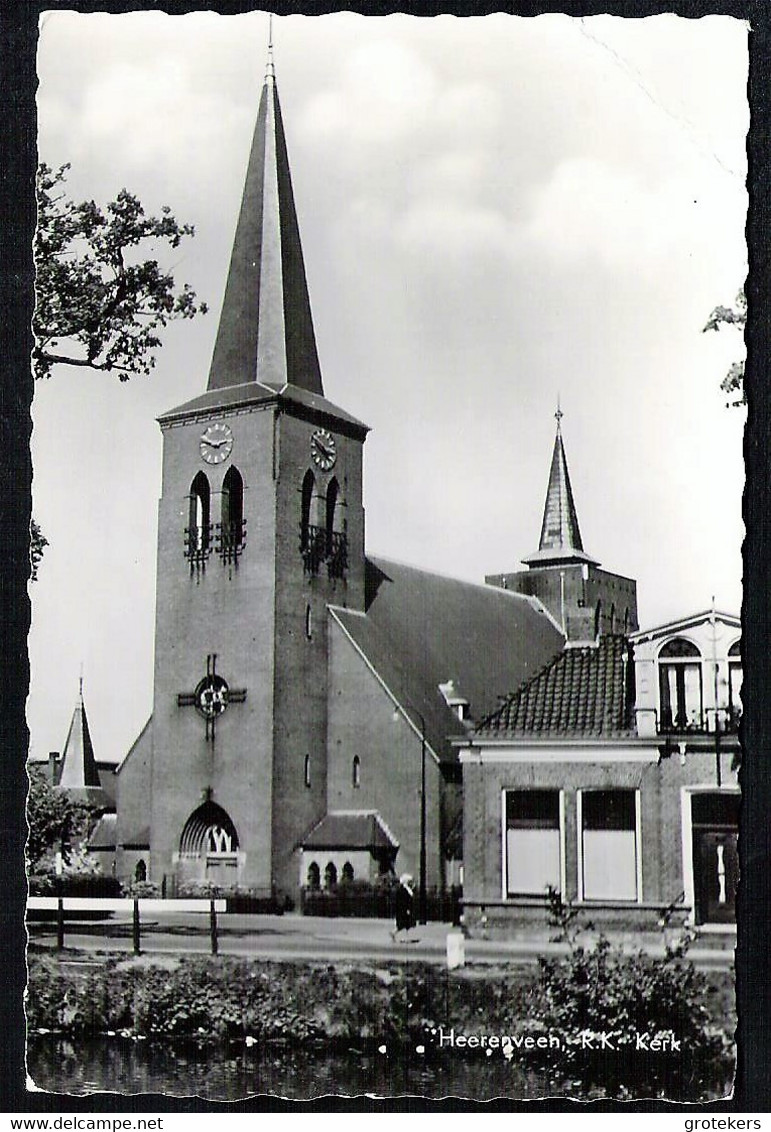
[215,520,247,566]
[301,524,348,579]
[184,521,246,572]
[184,524,213,576]
[657,706,742,736]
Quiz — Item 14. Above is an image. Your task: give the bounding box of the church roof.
[158,379,367,436]
[302,811,399,851]
[475,634,635,739]
[522,413,599,567]
[205,44,323,396]
[331,557,565,763]
[56,684,111,807]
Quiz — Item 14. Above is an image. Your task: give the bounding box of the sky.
[29,10,748,767]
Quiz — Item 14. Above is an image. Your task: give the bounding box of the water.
[28,1035,540,1101]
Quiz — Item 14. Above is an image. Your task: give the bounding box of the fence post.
[56,897,64,951]
[132,898,141,955]
[210,899,219,956]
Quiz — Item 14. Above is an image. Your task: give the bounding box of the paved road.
[27,911,735,971]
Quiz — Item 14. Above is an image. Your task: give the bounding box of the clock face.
[200,423,233,465]
[310,428,337,471]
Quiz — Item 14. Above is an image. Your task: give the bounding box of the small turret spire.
[521,408,599,568]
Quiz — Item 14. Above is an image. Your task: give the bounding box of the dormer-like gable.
[630,610,741,739]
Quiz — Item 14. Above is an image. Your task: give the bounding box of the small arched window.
[301,470,315,551]
[352,754,361,789]
[609,604,616,634]
[659,638,703,731]
[307,861,320,890]
[623,608,631,634]
[222,466,244,542]
[342,861,354,884]
[304,754,311,788]
[135,859,147,883]
[594,600,603,638]
[189,472,211,552]
[326,477,339,541]
[324,861,337,889]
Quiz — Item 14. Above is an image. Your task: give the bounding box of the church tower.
[148,43,368,897]
[486,408,638,642]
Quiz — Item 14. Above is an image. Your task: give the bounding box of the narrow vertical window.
[301,470,315,551]
[189,472,211,551]
[594,599,602,638]
[222,466,244,543]
[304,753,311,788]
[504,790,561,897]
[324,861,337,889]
[580,789,638,901]
[305,603,313,640]
[352,754,361,789]
[326,476,339,541]
[728,640,742,727]
[659,638,703,730]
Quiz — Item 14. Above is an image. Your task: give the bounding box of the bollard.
[132,898,141,955]
[56,897,64,951]
[210,899,219,956]
[446,930,465,970]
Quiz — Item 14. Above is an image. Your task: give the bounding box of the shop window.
[504,790,561,897]
[580,789,638,901]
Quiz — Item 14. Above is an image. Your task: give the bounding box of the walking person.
[392,873,416,942]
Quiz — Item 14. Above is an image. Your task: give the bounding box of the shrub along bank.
[27,946,735,1101]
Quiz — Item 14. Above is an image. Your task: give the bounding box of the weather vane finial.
[265,14,275,84]
[555,394,563,429]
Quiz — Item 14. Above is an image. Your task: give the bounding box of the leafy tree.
[29,518,48,582]
[33,163,207,381]
[703,289,746,407]
[26,764,98,870]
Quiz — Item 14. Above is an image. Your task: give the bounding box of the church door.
[691,793,739,925]
[179,801,240,885]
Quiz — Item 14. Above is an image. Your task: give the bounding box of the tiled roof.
[302,811,399,850]
[88,813,117,849]
[332,557,565,763]
[476,634,635,738]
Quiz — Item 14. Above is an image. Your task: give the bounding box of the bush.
[524,936,734,1100]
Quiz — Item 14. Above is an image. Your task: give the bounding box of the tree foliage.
[703,289,746,407]
[26,764,98,870]
[33,163,207,381]
[29,518,48,582]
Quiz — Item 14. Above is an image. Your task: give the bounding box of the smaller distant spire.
[521,407,599,568]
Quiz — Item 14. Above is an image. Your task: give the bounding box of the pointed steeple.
[207,36,324,395]
[56,680,108,804]
[522,406,598,567]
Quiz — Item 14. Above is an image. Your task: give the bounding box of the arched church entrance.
[178,801,240,886]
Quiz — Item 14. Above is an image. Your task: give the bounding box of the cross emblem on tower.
[177,654,247,742]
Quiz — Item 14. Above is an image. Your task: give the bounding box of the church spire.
[522,406,598,567]
[57,679,105,799]
[207,34,324,395]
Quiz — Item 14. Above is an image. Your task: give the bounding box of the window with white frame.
[728,640,742,727]
[658,637,703,731]
[580,789,639,901]
[504,789,561,897]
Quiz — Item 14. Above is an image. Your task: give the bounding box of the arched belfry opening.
[301,470,315,551]
[326,477,339,541]
[188,473,211,552]
[220,466,245,564]
[179,801,239,884]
